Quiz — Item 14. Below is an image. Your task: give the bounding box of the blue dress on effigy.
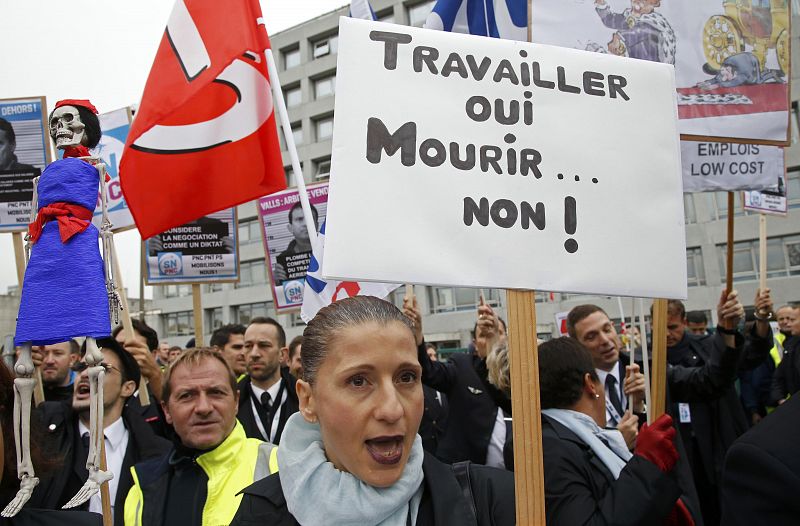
[14,158,111,346]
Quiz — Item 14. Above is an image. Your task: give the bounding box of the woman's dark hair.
[302,296,414,385]
[538,337,599,409]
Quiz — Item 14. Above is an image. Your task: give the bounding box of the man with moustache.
[31,339,170,525]
[124,348,278,526]
[238,317,299,443]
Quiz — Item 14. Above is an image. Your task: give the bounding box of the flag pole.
[650,298,668,421]
[725,192,735,294]
[636,298,653,423]
[758,213,767,291]
[265,49,318,244]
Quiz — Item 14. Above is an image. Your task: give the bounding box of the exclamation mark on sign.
[564,196,578,253]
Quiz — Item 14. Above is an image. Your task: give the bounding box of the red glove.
[663,498,695,526]
[634,414,678,473]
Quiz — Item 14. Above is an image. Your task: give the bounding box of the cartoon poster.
[531,0,790,143]
[90,107,135,231]
[0,96,49,232]
[144,208,239,284]
[257,182,329,311]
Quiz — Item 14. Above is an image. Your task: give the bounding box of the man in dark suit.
[720,394,800,526]
[404,297,510,467]
[31,338,171,526]
[418,343,449,454]
[239,317,299,444]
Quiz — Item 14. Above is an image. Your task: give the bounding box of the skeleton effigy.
[2,100,121,517]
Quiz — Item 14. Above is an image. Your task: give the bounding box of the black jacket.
[770,335,800,404]
[541,415,680,526]
[720,394,800,526]
[230,451,516,526]
[0,509,102,526]
[417,343,510,465]
[237,368,299,444]
[30,402,171,526]
[419,385,449,455]
[666,327,768,486]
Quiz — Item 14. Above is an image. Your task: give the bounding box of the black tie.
[256,391,273,439]
[81,432,90,451]
[606,375,624,419]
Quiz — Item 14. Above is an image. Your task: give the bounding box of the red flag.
[120,0,285,239]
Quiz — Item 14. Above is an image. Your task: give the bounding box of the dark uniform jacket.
[666,326,770,487]
[770,335,800,404]
[29,402,171,526]
[416,343,508,465]
[541,415,681,526]
[236,367,299,444]
[720,394,800,526]
[419,385,448,455]
[230,451,516,526]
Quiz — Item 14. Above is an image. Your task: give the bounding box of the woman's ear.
[296,379,317,423]
[584,373,600,399]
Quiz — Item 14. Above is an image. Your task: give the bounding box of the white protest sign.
[744,174,788,216]
[324,18,687,300]
[554,311,569,336]
[91,107,135,231]
[681,142,782,193]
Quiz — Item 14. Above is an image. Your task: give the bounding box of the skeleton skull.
[49,106,86,149]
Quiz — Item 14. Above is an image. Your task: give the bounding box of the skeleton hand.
[62,467,113,509]
[1,474,39,517]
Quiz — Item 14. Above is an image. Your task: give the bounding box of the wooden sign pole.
[725,192,735,294]
[12,232,45,406]
[111,242,150,406]
[507,290,546,524]
[649,298,668,421]
[192,284,204,347]
[759,214,767,291]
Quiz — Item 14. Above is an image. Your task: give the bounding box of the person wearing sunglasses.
[30,338,171,526]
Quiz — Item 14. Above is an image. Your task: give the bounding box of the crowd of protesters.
[1,288,798,525]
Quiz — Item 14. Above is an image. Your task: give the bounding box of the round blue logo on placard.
[158,252,183,276]
[284,280,304,304]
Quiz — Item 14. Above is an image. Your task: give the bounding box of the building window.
[234,301,273,325]
[313,74,336,99]
[315,116,334,141]
[206,307,223,332]
[312,34,339,59]
[163,311,194,336]
[285,166,295,186]
[291,123,303,146]
[238,218,262,245]
[707,191,747,220]
[377,9,395,23]
[788,169,800,209]
[284,85,301,108]
[683,194,696,224]
[686,247,705,287]
[283,47,300,69]
[313,157,331,180]
[162,284,192,298]
[407,1,434,27]
[289,312,307,328]
[206,283,224,293]
[429,287,501,313]
[236,259,267,289]
[717,235,800,283]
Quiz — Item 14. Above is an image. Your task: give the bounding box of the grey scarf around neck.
[543,408,632,479]
[278,412,424,526]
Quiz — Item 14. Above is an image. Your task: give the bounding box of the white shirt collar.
[77,416,128,451]
[596,361,621,389]
[251,377,283,402]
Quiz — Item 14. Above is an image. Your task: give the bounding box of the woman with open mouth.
[231,295,515,525]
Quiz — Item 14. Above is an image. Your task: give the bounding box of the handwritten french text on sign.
[144,208,239,284]
[324,19,687,300]
[257,183,329,312]
[681,142,783,193]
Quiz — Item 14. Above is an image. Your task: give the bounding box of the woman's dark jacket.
[541,415,680,526]
[230,451,516,526]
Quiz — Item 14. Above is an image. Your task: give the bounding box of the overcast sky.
[0,0,348,298]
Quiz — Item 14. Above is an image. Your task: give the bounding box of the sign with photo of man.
[257,182,329,311]
[0,96,50,232]
[144,208,239,284]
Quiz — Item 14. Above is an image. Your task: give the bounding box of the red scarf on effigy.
[28,202,93,244]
